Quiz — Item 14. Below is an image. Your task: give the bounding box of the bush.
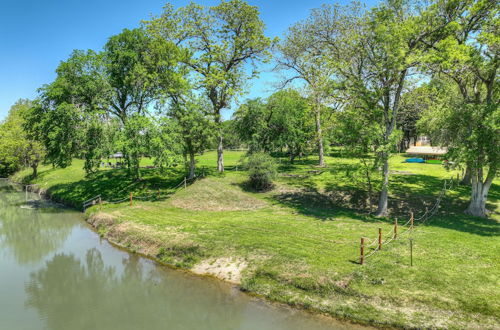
[244,152,277,191]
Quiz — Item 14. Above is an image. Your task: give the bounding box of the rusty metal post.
[130,192,133,207]
[394,218,398,239]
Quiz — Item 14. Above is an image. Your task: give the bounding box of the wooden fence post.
[378,228,382,250]
[360,237,365,265]
[184,177,187,188]
[394,218,398,239]
[130,192,133,207]
[410,212,414,231]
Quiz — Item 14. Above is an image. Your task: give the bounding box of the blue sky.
[0,0,377,120]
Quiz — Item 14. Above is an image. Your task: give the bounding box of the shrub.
[244,152,277,191]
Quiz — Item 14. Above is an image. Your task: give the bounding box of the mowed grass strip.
[12,151,500,328]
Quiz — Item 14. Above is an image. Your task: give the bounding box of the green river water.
[0,181,365,330]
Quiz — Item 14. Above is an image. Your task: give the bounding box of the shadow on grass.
[44,167,186,208]
[238,180,275,193]
[270,183,374,223]
[271,170,499,236]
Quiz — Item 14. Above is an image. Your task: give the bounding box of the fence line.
[360,176,456,264]
[82,173,202,211]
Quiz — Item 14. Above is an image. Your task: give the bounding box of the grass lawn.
[12,150,500,328]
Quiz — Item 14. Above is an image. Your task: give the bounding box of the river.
[0,181,365,330]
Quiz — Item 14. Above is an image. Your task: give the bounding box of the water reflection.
[26,249,252,330]
[0,185,73,264]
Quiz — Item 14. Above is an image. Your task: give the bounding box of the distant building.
[411,135,431,146]
[405,146,448,159]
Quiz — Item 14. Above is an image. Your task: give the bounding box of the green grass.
[12,150,500,328]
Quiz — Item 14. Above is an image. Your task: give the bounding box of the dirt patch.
[192,257,248,284]
[171,178,266,211]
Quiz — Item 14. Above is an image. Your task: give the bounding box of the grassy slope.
[12,151,500,329]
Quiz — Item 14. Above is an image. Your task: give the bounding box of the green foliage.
[0,100,45,177]
[28,28,183,176]
[234,90,314,162]
[418,1,499,217]
[220,120,243,150]
[244,152,277,191]
[149,118,183,173]
[300,0,463,215]
[233,98,268,152]
[144,0,273,170]
[168,96,216,177]
[120,115,154,179]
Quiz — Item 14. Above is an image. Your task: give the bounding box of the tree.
[277,18,336,166]
[308,1,460,216]
[120,115,155,179]
[220,120,244,150]
[144,0,273,172]
[102,28,180,124]
[102,28,181,178]
[0,100,45,178]
[233,90,314,162]
[168,96,216,179]
[233,98,269,153]
[420,0,499,217]
[333,101,381,211]
[29,28,182,179]
[266,90,315,163]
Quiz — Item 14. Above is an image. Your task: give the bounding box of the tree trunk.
[217,135,224,172]
[31,164,38,178]
[314,104,325,167]
[133,160,141,180]
[375,151,389,217]
[214,112,224,172]
[374,70,407,217]
[465,167,495,218]
[461,165,471,185]
[188,152,196,180]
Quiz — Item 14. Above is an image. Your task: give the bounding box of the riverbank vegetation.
[2,0,499,328]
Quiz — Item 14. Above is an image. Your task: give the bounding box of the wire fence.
[359,176,457,264]
[82,173,203,211]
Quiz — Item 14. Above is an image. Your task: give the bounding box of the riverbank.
[12,151,500,329]
[2,180,366,330]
